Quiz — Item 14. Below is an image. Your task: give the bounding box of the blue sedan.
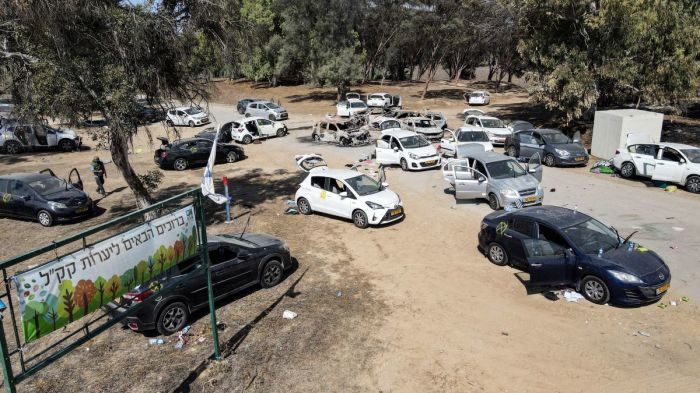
[477,206,671,305]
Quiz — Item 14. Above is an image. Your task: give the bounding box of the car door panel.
[212,249,257,295]
[527,153,543,182]
[630,145,656,177]
[453,164,488,200]
[652,148,685,183]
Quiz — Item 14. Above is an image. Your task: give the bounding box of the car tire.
[487,242,508,266]
[297,197,312,215]
[225,151,238,163]
[620,162,636,179]
[260,260,284,288]
[156,301,189,335]
[352,209,369,229]
[686,176,700,193]
[166,119,173,126]
[244,113,251,117]
[581,276,610,305]
[400,158,408,171]
[276,128,285,137]
[237,108,244,115]
[339,137,350,147]
[507,145,518,158]
[4,141,22,155]
[488,193,500,210]
[188,120,194,127]
[544,154,556,167]
[312,133,321,142]
[242,135,253,144]
[269,114,276,121]
[58,139,75,152]
[37,210,53,227]
[173,158,188,171]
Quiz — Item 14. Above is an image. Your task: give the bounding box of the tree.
[94,277,107,307]
[59,280,77,323]
[106,275,121,301]
[136,261,148,285]
[147,256,157,282]
[74,279,97,318]
[42,294,60,331]
[24,301,47,339]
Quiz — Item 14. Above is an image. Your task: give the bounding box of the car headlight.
[48,201,67,209]
[485,131,495,137]
[365,201,384,210]
[555,148,570,157]
[408,152,419,160]
[500,188,519,198]
[609,270,643,284]
[281,242,290,252]
[537,185,543,194]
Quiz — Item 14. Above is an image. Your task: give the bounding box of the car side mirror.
[382,182,389,188]
[393,147,399,152]
[573,139,581,144]
[679,158,686,164]
[21,195,31,201]
[339,191,348,198]
[565,248,575,261]
[478,176,486,182]
[237,250,251,260]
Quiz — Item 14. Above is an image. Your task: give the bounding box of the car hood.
[407,145,438,156]
[415,127,442,134]
[454,141,493,151]
[57,128,77,137]
[363,189,400,208]
[551,143,587,155]
[190,112,207,118]
[601,247,668,278]
[43,188,89,204]
[491,174,539,191]
[484,127,510,136]
[236,233,284,248]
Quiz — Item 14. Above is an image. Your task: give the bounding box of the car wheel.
[487,242,508,266]
[312,133,321,142]
[156,301,189,335]
[620,162,636,178]
[188,120,194,127]
[244,113,251,117]
[173,158,188,171]
[37,210,53,227]
[276,128,285,137]
[686,176,700,193]
[260,260,284,288]
[297,197,312,215]
[339,137,350,147]
[507,145,517,157]
[581,276,610,305]
[225,151,238,163]
[59,139,74,152]
[544,154,556,167]
[166,119,173,127]
[488,193,500,210]
[4,141,22,154]
[400,158,408,171]
[352,209,369,229]
[237,108,244,115]
[269,114,276,121]
[242,135,253,144]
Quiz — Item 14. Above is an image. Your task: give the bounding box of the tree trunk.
[408,65,414,82]
[420,67,436,100]
[496,68,506,92]
[507,72,513,83]
[109,127,153,210]
[453,66,464,83]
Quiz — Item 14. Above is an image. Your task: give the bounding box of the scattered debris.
[284,207,298,215]
[282,310,298,320]
[197,336,206,343]
[501,331,509,336]
[672,227,684,232]
[658,303,668,309]
[655,344,662,349]
[216,321,228,331]
[590,160,615,174]
[563,290,584,303]
[336,291,343,297]
[665,185,678,193]
[549,188,556,192]
[670,300,677,306]
[149,338,165,345]
[681,296,689,302]
[543,291,559,301]
[175,325,192,349]
[637,331,651,337]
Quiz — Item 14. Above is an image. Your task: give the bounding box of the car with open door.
[464,91,491,105]
[336,99,369,117]
[226,117,288,144]
[439,128,494,157]
[154,137,244,171]
[612,134,700,193]
[375,130,441,171]
[166,106,210,127]
[462,108,486,118]
[442,152,544,210]
[373,119,403,135]
[477,205,671,306]
[345,92,362,101]
[370,110,420,129]
[294,154,404,228]
[422,111,448,130]
[311,119,370,146]
[0,121,82,154]
[505,129,588,167]
[401,117,443,140]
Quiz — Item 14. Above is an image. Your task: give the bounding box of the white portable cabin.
[591,109,663,159]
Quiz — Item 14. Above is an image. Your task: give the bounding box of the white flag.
[201,126,229,204]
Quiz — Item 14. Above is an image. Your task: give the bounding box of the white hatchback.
[227,117,287,144]
[375,130,441,171]
[294,154,404,228]
[166,106,210,127]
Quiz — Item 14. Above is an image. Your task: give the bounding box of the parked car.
[237,98,263,114]
[0,99,14,118]
[154,137,244,171]
[105,232,292,335]
[0,171,93,226]
[478,205,671,305]
[345,92,362,101]
[195,127,233,144]
[462,108,486,117]
[366,93,402,108]
[1,121,82,154]
[612,134,700,193]
[401,117,443,140]
[507,120,534,133]
[442,151,543,210]
[374,119,403,134]
[439,128,494,157]
[375,130,441,171]
[463,115,510,145]
[294,154,404,228]
[505,129,589,167]
[137,104,165,124]
[423,111,448,130]
[230,117,288,144]
[464,91,491,105]
[370,110,421,129]
[311,119,370,146]
[244,100,288,121]
[336,99,368,117]
[166,106,210,127]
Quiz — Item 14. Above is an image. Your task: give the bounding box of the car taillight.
[160,151,168,158]
[123,289,153,304]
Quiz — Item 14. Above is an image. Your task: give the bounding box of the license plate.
[523,196,537,203]
[389,208,402,216]
[76,207,88,213]
[424,160,436,165]
[575,156,585,161]
[656,283,669,295]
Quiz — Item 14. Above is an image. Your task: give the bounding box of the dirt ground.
[1,79,699,393]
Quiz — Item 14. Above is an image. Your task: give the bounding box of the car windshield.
[399,135,430,148]
[563,218,620,254]
[681,148,700,163]
[457,131,489,142]
[345,175,382,196]
[351,102,366,108]
[336,122,351,130]
[486,159,527,179]
[28,177,70,196]
[370,95,382,99]
[266,102,279,109]
[481,119,504,128]
[184,107,201,115]
[470,93,483,98]
[542,132,571,144]
[415,119,434,127]
[381,120,400,130]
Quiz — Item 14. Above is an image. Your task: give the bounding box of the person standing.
[91,156,107,196]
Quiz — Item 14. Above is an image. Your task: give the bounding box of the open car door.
[527,153,543,182]
[295,154,327,172]
[523,225,575,291]
[439,130,456,156]
[455,143,486,159]
[68,168,84,190]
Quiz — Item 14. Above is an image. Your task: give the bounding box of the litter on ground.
[283,310,298,320]
[563,290,584,303]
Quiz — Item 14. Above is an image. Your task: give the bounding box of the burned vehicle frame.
[311,119,371,147]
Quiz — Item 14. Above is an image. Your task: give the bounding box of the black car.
[154,137,245,171]
[237,98,263,114]
[0,172,93,226]
[505,129,589,167]
[195,126,233,144]
[478,206,671,306]
[137,104,165,124]
[508,120,534,133]
[106,233,292,335]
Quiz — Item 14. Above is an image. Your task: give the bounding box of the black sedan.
[478,206,671,306]
[195,127,233,144]
[0,172,93,226]
[154,137,245,171]
[105,233,292,335]
[237,98,262,114]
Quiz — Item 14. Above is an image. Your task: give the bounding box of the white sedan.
[294,154,404,228]
[465,91,491,105]
[336,99,368,117]
[402,117,443,140]
[439,128,494,157]
[463,115,511,145]
[367,93,392,107]
[375,130,441,171]
[227,117,287,144]
[166,106,210,127]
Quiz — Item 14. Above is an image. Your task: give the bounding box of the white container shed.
[591,109,663,159]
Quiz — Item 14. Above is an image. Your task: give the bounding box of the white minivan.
[375,130,441,171]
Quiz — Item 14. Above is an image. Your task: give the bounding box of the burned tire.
[620,162,636,179]
[544,154,556,167]
[4,141,22,154]
[156,301,189,335]
[339,137,350,147]
[488,193,500,210]
[487,242,508,266]
[260,260,284,288]
[581,276,610,305]
[312,133,321,142]
[242,135,253,144]
[225,151,238,163]
[173,158,188,171]
[59,139,75,152]
[297,197,312,215]
[686,176,700,194]
[276,128,285,137]
[400,158,408,171]
[37,210,53,227]
[352,209,369,229]
[507,145,518,158]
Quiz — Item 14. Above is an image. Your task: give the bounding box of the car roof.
[464,151,515,164]
[347,98,366,103]
[405,117,431,122]
[511,205,591,228]
[469,115,499,120]
[662,142,698,150]
[0,172,54,182]
[383,129,418,138]
[456,127,486,132]
[531,128,562,134]
[174,106,198,110]
[308,168,365,180]
[173,137,210,144]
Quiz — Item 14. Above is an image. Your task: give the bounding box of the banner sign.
[15,205,198,343]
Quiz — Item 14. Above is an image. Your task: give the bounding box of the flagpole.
[223,176,231,224]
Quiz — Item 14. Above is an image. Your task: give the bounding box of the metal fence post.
[196,192,221,360]
[0,316,16,393]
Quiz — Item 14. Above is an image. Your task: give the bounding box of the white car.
[367,93,392,107]
[375,130,441,171]
[244,100,288,121]
[336,99,368,117]
[439,128,494,157]
[402,117,443,140]
[423,111,448,130]
[166,106,210,127]
[612,133,700,193]
[294,154,404,228]
[226,117,287,144]
[463,115,511,145]
[465,91,491,105]
[462,108,486,117]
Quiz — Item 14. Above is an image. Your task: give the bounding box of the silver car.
[244,100,289,121]
[1,121,82,154]
[442,152,544,210]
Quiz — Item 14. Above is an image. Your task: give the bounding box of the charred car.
[1,121,82,154]
[311,120,370,146]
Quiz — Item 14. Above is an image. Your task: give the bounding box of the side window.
[196,140,213,149]
[310,176,326,189]
[327,178,347,194]
[177,110,186,116]
[390,137,401,150]
[531,133,543,145]
[381,135,391,143]
[257,119,272,126]
[328,123,338,132]
[0,179,9,193]
[178,141,198,150]
[523,223,568,257]
[660,148,682,162]
[473,160,487,176]
[209,245,239,265]
[628,145,637,153]
[10,180,31,197]
[510,219,533,237]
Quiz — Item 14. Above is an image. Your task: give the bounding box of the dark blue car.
[478,206,670,305]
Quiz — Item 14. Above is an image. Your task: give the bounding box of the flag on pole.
[201,125,229,204]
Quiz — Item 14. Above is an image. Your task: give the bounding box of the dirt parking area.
[2,80,699,392]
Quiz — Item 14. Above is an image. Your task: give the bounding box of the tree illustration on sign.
[59,280,76,323]
[106,275,121,301]
[186,229,197,257]
[155,245,168,275]
[74,279,97,318]
[42,294,60,331]
[136,260,148,285]
[23,301,47,339]
[94,276,107,306]
[174,239,184,263]
[120,270,135,292]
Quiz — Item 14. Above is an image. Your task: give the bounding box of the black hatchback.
[505,129,589,167]
[154,137,245,171]
[0,172,93,226]
[105,233,292,335]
